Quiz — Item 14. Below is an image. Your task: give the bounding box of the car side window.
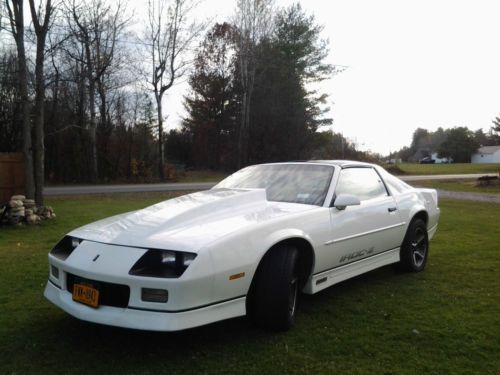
[335,168,388,201]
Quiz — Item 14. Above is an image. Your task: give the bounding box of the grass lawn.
[410,179,500,195]
[0,194,499,374]
[392,163,500,175]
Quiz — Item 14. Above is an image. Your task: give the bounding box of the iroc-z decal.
[339,247,375,263]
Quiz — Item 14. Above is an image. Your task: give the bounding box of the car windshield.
[214,164,334,206]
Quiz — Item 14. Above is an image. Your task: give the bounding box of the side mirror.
[333,194,361,210]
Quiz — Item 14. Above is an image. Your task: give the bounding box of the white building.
[431,152,452,164]
[471,145,500,163]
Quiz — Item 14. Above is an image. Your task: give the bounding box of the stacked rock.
[37,206,56,220]
[8,195,26,225]
[1,195,55,225]
[24,199,42,224]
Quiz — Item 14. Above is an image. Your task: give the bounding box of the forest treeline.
[0,0,373,205]
[393,125,500,163]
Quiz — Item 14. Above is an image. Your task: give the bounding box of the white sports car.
[44,161,440,331]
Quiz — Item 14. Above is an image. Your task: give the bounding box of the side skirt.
[303,247,400,294]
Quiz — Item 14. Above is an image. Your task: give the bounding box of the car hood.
[69,188,315,252]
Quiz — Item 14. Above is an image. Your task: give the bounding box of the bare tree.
[29,0,54,206]
[91,1,128,142]
[0,2,5,32]
[66,0,127,182]
[66,0,98,181]
[5,0,35,199]
[145,0,204,179]
[234,0,273,168]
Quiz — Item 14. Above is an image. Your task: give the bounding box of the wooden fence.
[0,153,25,204]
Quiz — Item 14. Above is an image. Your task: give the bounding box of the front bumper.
[44,240,246,331]
[44,281,245,331]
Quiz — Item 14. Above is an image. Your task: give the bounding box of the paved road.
[400,173,498,181]
[44,182,215,196]
[44,173,498,196]
[433,189,500,203]
[405,173,500,203]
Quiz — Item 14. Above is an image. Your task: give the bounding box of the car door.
[323,167,405,270]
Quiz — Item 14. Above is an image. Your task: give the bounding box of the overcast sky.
[144,0,500,155]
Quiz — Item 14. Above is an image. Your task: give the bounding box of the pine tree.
[182,23,239,169]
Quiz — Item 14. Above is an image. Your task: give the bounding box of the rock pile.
[0,195,56,226]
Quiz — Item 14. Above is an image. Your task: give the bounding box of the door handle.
[388,207,397,212]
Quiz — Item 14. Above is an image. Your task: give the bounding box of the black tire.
[249,245,299,331]
[399,218,429,272]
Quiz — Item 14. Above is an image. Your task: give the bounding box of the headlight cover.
[129,250,197,278]
[50,236,82,260]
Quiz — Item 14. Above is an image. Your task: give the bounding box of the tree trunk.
[8,0,35,199]
[75,62,85,181]
[83,33,98,183]
[88,75,98,182]
[33,43,46,206]
[98,81,107,130]
[97,80,108,176]
[243,74,255,165]
[155,90,165,179]
[237,91,247,169]
[89,118,98,182]
[237,80,253,168]
[20,56,35,200]
[30,0,52,206]
[126,129,133,179]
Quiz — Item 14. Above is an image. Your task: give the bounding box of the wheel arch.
[246,236,315,308]
[401,210,429,246]
[268,237,315,289]
[411,210,429,226]
[398,210,430,272]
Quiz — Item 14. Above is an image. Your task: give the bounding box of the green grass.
[411,179,500,195]
[392,163,500,175]
[0,194,499,374]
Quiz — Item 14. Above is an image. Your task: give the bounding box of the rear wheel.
[399,218,429,272]
[249,245,299,331]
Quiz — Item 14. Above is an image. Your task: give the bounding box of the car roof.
[257,160,376,169]
[305,160,374,168]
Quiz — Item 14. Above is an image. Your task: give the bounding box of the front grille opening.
[66,273,130,308]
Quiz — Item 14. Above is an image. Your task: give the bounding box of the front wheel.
[399,219,429,272]
[249,245,299,331]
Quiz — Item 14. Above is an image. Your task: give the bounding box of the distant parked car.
[419,157,436,164]
[44,161,440,332]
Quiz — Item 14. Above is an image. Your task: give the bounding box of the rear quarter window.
[379,170,412,194]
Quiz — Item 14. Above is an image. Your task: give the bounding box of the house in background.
[411,149,452,163]
[431,152,452,164]
[471,145,500,163]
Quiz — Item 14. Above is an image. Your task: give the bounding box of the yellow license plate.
[72,283,99,308]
